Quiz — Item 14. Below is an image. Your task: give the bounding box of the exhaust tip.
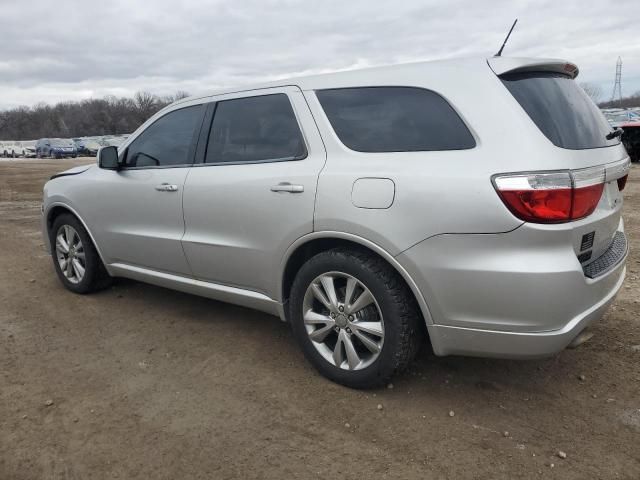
[567,330,594,349]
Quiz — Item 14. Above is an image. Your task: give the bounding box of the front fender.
[42,200,111,275]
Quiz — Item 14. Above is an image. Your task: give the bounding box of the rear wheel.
[50,213,112,293]
[289,248,423,388]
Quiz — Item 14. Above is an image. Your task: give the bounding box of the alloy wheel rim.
[55,225,86,284]
[302,271,385,371]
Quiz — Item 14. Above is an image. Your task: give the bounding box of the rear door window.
[316,87,475,152]
[501,72,619,149]
[205,94,307,164]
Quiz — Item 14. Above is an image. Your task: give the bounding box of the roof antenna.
[494,19,518,57]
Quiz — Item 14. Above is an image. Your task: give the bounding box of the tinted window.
[206,94,306,164]
[125,105,203,167]
[316,87,475,152]
[501,72,619,150]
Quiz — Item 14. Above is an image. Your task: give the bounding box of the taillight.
[494,167,605,224]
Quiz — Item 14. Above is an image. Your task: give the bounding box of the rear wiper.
[606,128,623,140]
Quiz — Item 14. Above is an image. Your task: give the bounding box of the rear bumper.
[397,222,627,358]
[425,262,624,358]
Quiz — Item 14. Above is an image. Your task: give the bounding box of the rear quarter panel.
[306,59,629,255]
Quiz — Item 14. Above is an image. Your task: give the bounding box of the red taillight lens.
[498,188,572,222]
[617,174,628,191]
[572,183,605,219]
[494,169,605,224]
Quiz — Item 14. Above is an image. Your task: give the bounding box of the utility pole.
[610,56,623,107]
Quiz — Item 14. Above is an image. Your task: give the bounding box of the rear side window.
[316,87,475,152]
[501,72,619,150]
[125,105,203,167]
[205,94,307,164]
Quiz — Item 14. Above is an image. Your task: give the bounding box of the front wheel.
[289,248,423,388]
[49,213,112,294]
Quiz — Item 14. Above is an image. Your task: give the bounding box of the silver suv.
[42,57,630,388]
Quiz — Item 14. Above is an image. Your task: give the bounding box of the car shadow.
[103,277,582,394]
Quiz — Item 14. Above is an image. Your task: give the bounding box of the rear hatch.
[488,58,630,274]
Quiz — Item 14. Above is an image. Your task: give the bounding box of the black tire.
[49,213,112,294]
[289,248,423,389]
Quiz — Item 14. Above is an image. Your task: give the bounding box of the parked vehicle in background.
[74,138,102,156]
[42,57,630,388]
[36,138,78,159]
[22,140,37,158]
[100,136,128,147]
[72,138,83,151]
[1,140,25,157]
[603,109,640,162]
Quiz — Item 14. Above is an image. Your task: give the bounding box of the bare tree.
[174,90,190,100]
[580,82,603,104]
[134,91,159,122]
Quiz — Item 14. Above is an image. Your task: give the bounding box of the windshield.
[501,72,619,150]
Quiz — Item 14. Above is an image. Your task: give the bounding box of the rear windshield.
[316,87,475,152]
[501,72,619,150]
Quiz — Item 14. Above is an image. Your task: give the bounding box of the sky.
[0,0,639,110]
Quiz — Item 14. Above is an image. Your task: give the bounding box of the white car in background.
[22,140,37,158]
[1,141,26,157]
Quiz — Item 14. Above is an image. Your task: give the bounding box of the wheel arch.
[279,232,434,327]
[46,203,109,271]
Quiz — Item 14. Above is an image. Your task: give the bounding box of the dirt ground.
[1,158,639,480]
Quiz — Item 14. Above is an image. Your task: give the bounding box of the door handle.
[155,183,179,192]
[270,182,304,193]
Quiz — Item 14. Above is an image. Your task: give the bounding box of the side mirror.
[98,146,120,170]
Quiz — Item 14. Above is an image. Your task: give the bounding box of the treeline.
[598,91,640,109]
[579,82,640,109]
[0,91,189,141]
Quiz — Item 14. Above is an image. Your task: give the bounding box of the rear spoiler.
[487,57,579,79]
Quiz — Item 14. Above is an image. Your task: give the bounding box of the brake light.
[571,183,604,219]
[494,167,605,224]
[497,188,572,223]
